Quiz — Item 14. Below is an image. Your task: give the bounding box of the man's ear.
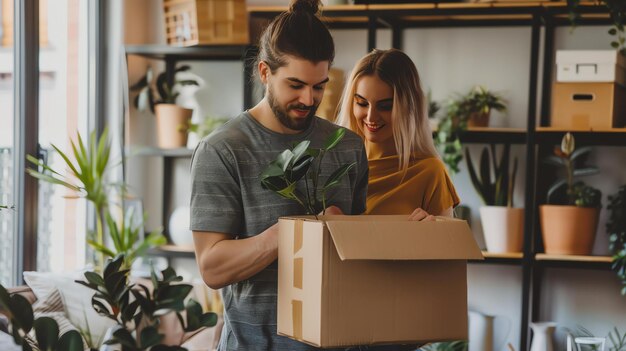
[258,61,271,84]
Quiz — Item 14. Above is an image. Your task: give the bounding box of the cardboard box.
[556,50,626,86]
[551,82,626,130]
[277,215,483,348]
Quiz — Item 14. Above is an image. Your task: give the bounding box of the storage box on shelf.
[163,0,249,46]
[552,50,626,130]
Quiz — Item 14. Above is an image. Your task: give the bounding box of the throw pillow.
[23,270,116,348]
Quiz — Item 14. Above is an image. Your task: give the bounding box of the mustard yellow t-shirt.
[365,140,460,216]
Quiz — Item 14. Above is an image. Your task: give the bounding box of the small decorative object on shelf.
[466,143,523,253]
[163,0,249,46]
[540,132,602,255]
[131,64,200,149]
[169,206,194,246]
[529,322,557,351]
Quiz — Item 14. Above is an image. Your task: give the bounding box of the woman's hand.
[408,208,435,221]
[322,205,344,215]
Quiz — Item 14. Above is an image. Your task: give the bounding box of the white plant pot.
[480,206,524,253]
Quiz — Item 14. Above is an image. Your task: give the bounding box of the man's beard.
[267,85,317,131]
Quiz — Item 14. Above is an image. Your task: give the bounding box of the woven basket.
[163,0,249,46]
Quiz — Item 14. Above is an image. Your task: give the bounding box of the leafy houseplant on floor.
[260,128,355,215]
[607,185,626,295]
[76,255,217,351]
[26,128,166,270]
[131,65,200,149]
[465,143,522,253]
[0,285,84,351]
[540,132,602,255]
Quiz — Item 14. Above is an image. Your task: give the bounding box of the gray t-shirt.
[190,111,368,351]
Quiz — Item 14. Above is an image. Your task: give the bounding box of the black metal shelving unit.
[124,44,257,241]
[124,3,624,350]
[247,3,623,350]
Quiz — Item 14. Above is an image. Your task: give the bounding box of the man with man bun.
[190,1,368,349]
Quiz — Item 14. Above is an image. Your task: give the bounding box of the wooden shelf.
[127,147,194,158]
[248,2,609,28]
[125,44,250,61]
[535,253,613,270]
[148,244,196,259]
[535,128,626,146]
[469,251,523,265]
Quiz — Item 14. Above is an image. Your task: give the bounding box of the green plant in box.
[260,128,356,215]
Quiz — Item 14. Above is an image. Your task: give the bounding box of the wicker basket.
[163,0,249,46]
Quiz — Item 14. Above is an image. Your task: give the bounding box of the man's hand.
[408,208,435,221]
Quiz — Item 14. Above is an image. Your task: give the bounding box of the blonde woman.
[337,49,459,219]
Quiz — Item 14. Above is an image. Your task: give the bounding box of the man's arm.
[193,224,278,290]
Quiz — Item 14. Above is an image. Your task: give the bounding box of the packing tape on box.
[294,219,303,254]
[293,258,303,289]
[292,299,303,340]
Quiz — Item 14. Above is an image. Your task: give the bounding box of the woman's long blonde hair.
[336,49,438,173]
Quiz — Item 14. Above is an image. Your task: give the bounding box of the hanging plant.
[568,0,626,55]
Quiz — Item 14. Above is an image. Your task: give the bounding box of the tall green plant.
[607,185,626,295]
[543,133,601,207]
[26,129,165,270]
[465,144,518,207]
[260,128,356,215]
[0,284,83,351]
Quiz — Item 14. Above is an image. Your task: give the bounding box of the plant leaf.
[323,128,346,150]
[323,163,356,190]
[34,316,59,351]
[57,330,84,351]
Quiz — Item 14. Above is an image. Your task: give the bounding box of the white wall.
[123,1,626,349]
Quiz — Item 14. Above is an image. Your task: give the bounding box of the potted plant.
[0,284,84,351]
[26,128,166,270]
[607,185,626,295]
[540,132,602,255]
[434,98,469,175]
[465,144,522,253]
[131,65,200,149]
[568,0,626,55]
[463,85,506,128]
[260,128,355,215]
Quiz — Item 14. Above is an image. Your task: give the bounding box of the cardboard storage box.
[277,215,483,348]
[556,50,626,86]
[551,82,626,130]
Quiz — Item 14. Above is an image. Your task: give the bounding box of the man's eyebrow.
[286,77,330,86]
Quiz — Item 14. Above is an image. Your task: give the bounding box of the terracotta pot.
[539,205,600,255]
[155,104,193,149]
[480,206,524,253]
[468,110,490,127]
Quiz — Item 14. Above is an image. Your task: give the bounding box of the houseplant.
[434,98,469,175]
[0,284,84,351]
[540,132,602,255]
[465,144,523,253]
[131,65,200,149]
[75,255,217,350]
[606,185,626,295]
[568,0,626,55]
[463,85,506,128]
[260,128,355,215]
[26,128,166,270]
